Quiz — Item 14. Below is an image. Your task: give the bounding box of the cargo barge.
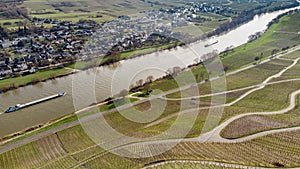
[204,40,219,47]
[5,92,65,113]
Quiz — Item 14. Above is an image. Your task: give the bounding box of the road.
[199,88,300,143]
[70,86,300,168]
[147,57,300,128]
[0,45,300,160]
[68,53,300,168]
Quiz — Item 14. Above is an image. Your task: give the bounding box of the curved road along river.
[1,4,300,169]
[0,46,300,154]
[1,5,300,137]
[0,50,298,169]
[69,86,300,168]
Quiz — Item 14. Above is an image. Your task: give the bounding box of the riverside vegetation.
[0,5,300,169]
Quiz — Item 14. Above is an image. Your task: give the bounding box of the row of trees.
[254,47,291,63]
[0,24,40,40]
[0,0,29,20]
[116,75,155,98]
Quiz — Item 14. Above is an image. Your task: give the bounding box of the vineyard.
[145,162,247,169]
[166,59,292,98]
[74,130,300,168]
[0,134,73,169]
[233,80,300,111]
[221,83,300,139]
[0,6,300,169]
[0,119,299,168]
[272,59,300,81]
[282,49,300,59]
[0,52,299,169]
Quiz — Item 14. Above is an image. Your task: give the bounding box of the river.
[0,6,299,137]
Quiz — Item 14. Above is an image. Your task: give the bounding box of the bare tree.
[129,84,135,90]
[146,75,154,83]
[173,66,181,76]
[194,57,199,64]
[166,68,173,76]
[136,79,144,87]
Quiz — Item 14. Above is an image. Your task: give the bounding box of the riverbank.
[0,68,78,93]
[1,8,300,146]
[147,10,300,96]
[1,3,298,94]
[69,42,182,70]
[1,41,300,169]
[0,41,182,93]
[0,113,77,146]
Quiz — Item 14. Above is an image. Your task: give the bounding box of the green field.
[272,59,300,81]
[196,13,231,33]
[166,59,292,98]
[1,1,300,169]
[0,68,74,92]
[281,49,300,59]
[149,11,300,96]
[136,76,300,138]
[21,0,181,23]
[199,88,252,104]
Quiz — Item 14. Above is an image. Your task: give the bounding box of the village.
[0,19,98,77]
[0,2,230,78]
[90,2,230,57]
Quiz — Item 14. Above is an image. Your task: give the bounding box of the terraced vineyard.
[72,130,300,168]
[1,52,300,168]
[166,59,293,98]
[0,3,300,169]
[3,122,298,169]
[146,163,244,169]
[0,134,73,169]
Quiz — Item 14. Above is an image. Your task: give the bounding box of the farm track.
[0,46,300,168]
[67,52,300,168]
[146,57,300,128]
[1,46,300,154]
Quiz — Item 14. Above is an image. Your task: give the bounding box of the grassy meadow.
[1,1,300,169]
[0,68,74,92]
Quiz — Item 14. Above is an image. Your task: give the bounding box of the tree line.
[206,1,299,38]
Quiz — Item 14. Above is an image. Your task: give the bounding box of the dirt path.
[199,88,300,143]
[69,56,300,168]
[147,57,300,128]
[0,45,300,157]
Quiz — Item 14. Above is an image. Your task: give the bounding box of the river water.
[0,6,299,137]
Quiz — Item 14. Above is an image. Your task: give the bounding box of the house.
[13,61,28,72]
[0,66,12,76]
[0,58,6,66]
